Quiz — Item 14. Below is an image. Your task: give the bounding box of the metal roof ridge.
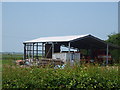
[23,34,90,43]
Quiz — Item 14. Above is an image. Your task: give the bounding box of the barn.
[23,34,119,65]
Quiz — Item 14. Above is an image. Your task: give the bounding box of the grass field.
[0,54,2,90]
[2,53,120,89]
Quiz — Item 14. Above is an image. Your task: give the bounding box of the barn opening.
[23,34,119,65]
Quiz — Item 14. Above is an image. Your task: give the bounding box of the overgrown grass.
[2,64,119,89]
[0,64,1,90]
[2,54,120,89]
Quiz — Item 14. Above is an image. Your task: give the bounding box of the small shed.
[23,34,119,65]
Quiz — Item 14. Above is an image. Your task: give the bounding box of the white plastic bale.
[52,53,66,63]
[52,52,80,63]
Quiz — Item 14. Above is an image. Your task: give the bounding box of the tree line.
[106,33,120,63]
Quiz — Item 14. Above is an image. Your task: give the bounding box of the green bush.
[2,64,120,89]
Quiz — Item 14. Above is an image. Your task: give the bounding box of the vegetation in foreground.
[2,62,120,89]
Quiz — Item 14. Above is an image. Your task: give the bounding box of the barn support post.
[27,43,30,59]
[36,43,38,59]
[106,44,109,65]
[68,42,71,62]
[42,43,44,58]
[26,43,29,59]
[52,42,54,58]
[32,43,35,62]
[36,43,38,65]
[24,43,26,60]
[26,43,27,59]
[29,43,32,62]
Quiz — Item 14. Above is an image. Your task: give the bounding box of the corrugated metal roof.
[24,34,90,43]
[23,34,120,49]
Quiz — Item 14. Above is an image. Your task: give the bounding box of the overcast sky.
[2,2,118,52]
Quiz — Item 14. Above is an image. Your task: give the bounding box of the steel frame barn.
[23,34,119,65]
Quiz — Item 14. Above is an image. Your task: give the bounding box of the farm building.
[23,34,119,65]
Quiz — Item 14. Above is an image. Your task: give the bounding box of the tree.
[106,33,120,63]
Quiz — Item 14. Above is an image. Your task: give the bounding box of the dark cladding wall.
[45,44,60,58]
[45,44,52,58]
[54,44,60,53]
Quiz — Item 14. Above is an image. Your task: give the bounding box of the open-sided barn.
[23,34,119,65]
